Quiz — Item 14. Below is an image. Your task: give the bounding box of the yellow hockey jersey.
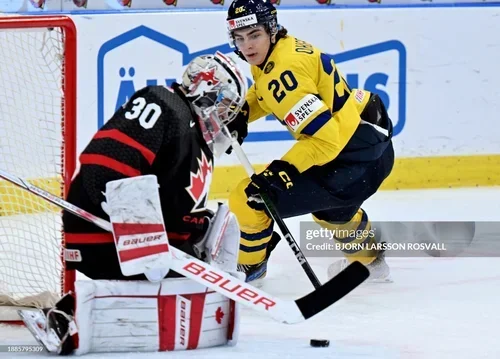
[246,36,371,173]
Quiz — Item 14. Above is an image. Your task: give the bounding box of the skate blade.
[18,309,61,353]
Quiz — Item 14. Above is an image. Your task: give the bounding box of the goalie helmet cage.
[0,15,76,323]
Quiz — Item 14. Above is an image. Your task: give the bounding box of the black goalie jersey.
[63,85,214,278]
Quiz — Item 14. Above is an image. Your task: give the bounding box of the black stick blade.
[295,261,369,320]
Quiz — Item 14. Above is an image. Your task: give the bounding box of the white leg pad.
[74,278,239,354]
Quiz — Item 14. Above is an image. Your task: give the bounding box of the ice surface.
[1,187,499,359]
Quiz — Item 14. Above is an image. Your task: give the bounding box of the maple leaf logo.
[190,67,220,95]
[215,307,225,324]
[186,151,213,213]
[195,68,220,86]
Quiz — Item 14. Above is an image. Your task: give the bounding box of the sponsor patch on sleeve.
[283,94,325,132]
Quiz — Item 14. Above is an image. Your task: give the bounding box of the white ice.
[1,187,499,359]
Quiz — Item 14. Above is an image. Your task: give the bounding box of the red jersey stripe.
[93,129,156,165]
[80,154,141,177]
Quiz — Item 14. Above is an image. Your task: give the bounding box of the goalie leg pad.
[74,278,239,355]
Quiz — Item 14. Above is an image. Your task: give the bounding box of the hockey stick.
[0,168,368,324]
[229,140,322,289]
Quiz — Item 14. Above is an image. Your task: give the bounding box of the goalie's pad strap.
[74,279,239,354]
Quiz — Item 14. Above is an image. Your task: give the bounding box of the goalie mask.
[182,51,247,158]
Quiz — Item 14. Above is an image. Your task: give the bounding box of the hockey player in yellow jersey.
[225,0,395,283]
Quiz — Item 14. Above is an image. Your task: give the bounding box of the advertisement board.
[1,0,500,12]
[70,9,499,159]
[2,6,499,194]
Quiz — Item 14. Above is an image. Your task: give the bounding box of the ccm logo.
[285,234,307,265]
[183,262,276,310]
[123,234,163,246]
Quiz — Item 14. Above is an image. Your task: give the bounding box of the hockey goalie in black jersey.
[19,52,250,355]
[64,52,247,280]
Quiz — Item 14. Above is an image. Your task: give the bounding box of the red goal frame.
[0,15,77,310]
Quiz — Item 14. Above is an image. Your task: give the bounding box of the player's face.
[232,26,271,66]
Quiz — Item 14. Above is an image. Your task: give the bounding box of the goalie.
[20,52,249,355]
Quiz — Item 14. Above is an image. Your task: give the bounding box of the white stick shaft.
[0,168,112,231]
[230,139,256,177]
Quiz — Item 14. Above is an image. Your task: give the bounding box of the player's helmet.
[182,51,247,157]
[226,0,278,48]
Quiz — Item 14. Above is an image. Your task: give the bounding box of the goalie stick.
[0,168,369,324]
[229,138,322,288]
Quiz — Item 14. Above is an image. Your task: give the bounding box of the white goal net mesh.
[0,20,71,313]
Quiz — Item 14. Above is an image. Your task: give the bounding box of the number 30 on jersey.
[124,97,162,129]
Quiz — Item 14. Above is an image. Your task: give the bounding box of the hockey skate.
[18,293,77,355]
[327,246,392,283]
[237,231,281,286]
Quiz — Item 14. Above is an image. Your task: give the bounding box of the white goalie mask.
[182,51,247,157]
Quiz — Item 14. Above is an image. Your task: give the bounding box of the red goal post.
[0,15,77,322]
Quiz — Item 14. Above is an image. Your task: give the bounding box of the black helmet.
[226,0,279,46]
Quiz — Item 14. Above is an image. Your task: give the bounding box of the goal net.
[0,16,76,320]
